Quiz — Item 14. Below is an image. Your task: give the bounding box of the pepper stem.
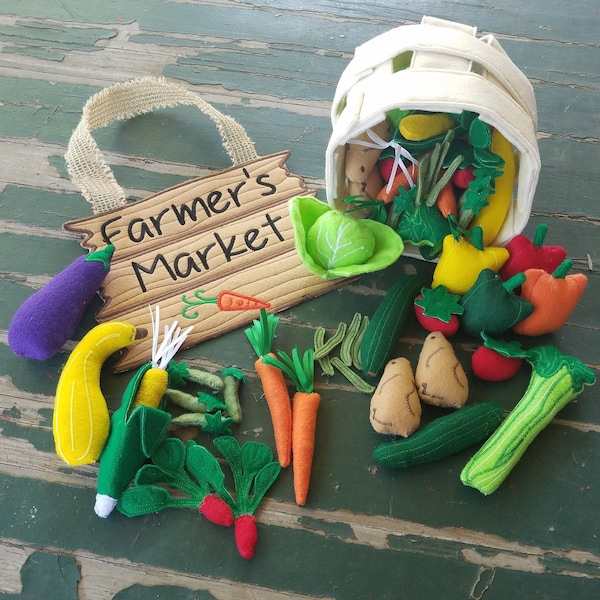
[470,226,484,251]
[502,272,526,293]
[532,223,548,247]
[552,258,573,279]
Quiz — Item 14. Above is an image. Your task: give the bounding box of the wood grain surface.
[0,1,598,598]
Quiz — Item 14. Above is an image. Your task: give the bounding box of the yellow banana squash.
[53,321,145,466]
[470,128,516,246]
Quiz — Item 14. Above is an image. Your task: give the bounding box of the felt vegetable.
[391,184,451,258]
[469,129,516,245]
[369,358,421,437]
[499,223,567,281]
[263,347,320,506]
[289,195,404,279]
[244,309,292,467]
[376,162,418,203]
[360,273,425,378]
[94,308,191,518]
[459,270,534,337]
[373,402,504,468]
[53,321,145,466]
[8,245,115,360]
[432,226,509,295]
[461,335,596,495]
[513,259,588,336]
[221,368,245,423]
[435,180,457,219]
[181,289,270,318]
[471,345,523,382]
[307,210,376,269]
[399,112,455,142]
[118,437,234,527]
[118,436,281,559]
[413,285,464,336]
[452,165,475,189]
[344,120,390,197]
[415,331,469,408]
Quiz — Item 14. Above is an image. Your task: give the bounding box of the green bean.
[313,322,347,359]
[331,357,375,394]
[339,313,362,366]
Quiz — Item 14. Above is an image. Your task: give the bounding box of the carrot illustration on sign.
[181,289,271,318]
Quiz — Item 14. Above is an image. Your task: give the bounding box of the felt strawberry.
[499,223,567,281]
[414,285,464,336]
[513,259,588,336]
[460,270,534,337]
[471,344,523,381]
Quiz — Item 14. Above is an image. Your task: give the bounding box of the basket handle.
[65,77,258,214]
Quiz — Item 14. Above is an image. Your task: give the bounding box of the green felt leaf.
[186,441,228,498]
[201,410,233,435]
[393,185,451,249]
[118,483,199,517]
[150,436,186,474]
[247,461,282,515]
[166,360,189,388]
[415,285,464,322]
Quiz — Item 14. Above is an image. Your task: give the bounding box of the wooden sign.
[64,152,350,371]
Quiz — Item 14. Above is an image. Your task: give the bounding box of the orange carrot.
[245,309,293,467]
[255,354,292,467]
[376,163,419,203]
[291,390,321,506]
[262,346,320,506]
[436,179,457,218]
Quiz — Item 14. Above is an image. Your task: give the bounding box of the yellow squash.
[470,128,516,245]
[53,321,145,466]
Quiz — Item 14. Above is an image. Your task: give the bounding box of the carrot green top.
[262,347,315,394]
[244,308,279,358]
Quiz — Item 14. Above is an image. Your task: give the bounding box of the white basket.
[325,16,541,251]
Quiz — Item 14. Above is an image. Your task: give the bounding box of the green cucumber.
[373,402,504,468]
[360,273,424,378]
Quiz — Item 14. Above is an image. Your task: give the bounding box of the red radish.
[452,165,475,188]
[235,514,258,559]
[472,345,523,381]
[199,493,234,527]
[378,156,395,182]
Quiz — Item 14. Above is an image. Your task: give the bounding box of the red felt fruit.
[499,223,567,281]
[471,345,523,381]
[414,303,460,336]
[378,156,395,182]
[452,165,475,188]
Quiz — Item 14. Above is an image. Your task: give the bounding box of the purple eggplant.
[8,245,115,360]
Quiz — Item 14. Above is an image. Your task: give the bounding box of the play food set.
[6,16,595,561]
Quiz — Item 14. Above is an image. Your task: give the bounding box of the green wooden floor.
[0,1,598,598]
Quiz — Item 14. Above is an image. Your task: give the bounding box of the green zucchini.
[360,273,424,378]
[373,402,504,468]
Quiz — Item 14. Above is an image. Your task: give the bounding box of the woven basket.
[325,16,540,252]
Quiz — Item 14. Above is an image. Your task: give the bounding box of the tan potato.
[344,120,391,186]
[369,357,421,437]
[415,332,468,408]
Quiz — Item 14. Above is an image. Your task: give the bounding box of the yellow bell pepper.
[470,129,516,245]
[432,227,509,295]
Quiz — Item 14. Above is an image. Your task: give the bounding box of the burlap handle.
[65,77,258,214]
